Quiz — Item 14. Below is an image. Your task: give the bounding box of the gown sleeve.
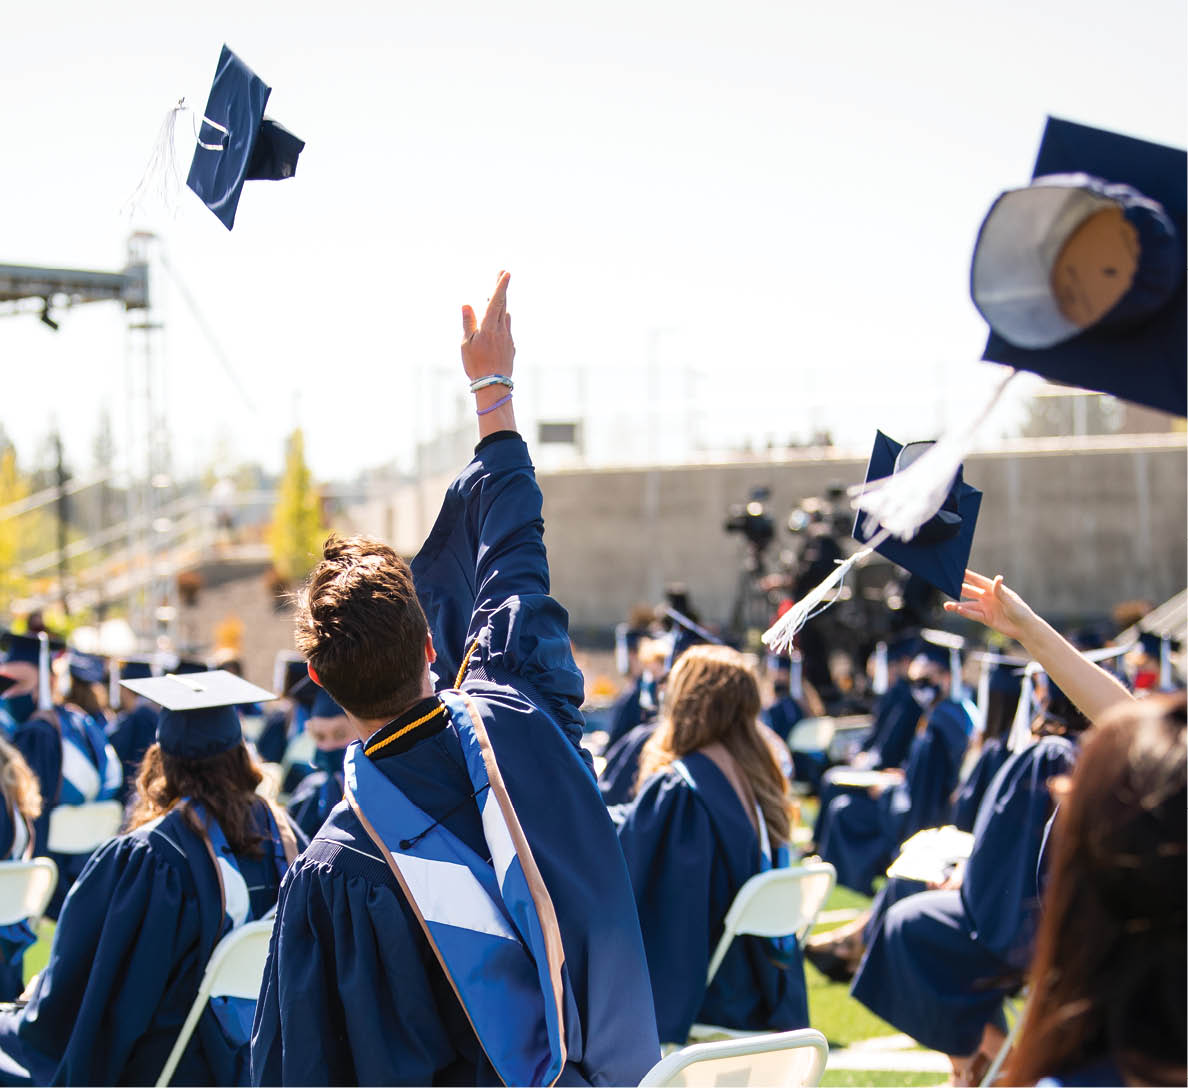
[251,851,460,1087]
[616,774,722,1043]
[411,434,588,764]
[0,833,204,1087]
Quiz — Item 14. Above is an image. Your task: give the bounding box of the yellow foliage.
[268,429,328,585]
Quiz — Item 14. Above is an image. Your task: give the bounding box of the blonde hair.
[637,644,791,846]
[0,734,42,825]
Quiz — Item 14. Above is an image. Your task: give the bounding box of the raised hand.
[461,271,514,382]
[943,570,1037,643]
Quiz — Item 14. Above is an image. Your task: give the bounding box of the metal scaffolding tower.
[0,235,177,649]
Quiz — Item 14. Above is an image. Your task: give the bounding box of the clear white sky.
[1,0,1183,482]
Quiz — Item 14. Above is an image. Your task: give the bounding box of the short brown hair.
[295,533,429,720]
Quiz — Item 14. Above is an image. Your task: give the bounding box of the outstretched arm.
[461,270,516,440]
[945,569,1133,723]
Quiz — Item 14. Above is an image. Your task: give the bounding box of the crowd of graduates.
[0,265,1180,1088]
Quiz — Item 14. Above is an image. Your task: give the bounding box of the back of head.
[1009,692,1187,1085]
[638,644,790,845]
[295,533,429,721]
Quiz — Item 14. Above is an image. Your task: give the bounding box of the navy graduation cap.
[1,630,65,666]
[973,117,1186,416]
[853,432,982,600]
[121,669,275,760]
[187,45,305,230]
[67,651,108,686]
[310,687,346,720]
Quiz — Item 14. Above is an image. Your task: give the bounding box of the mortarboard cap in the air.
[187,45,305,230]
[121,669,275,759]
[974,117,1186,416]
[853,432,982,600]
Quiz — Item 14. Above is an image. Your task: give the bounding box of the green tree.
[0,447,32,612]
[269,428,328,585]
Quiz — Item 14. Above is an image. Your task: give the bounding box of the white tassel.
[872,641,889,696]
[949,647,964,702]
[761,547,873,655]
[124,99,191,219]
[974,658,992,733]
[1007,663,1042,751]
[853,371,1017,541]
[36,633,52,712]
[109,659,121,711]
[1159,635,1173,691]
[788,652,804,702]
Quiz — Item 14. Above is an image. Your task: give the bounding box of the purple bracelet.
[476,392,513,416]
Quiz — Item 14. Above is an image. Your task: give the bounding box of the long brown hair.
[128,742,268,857]
[1007,692,1187,1086]
[0,734,42,826]
[637,645,791,847]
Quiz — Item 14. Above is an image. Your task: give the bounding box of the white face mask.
[910,683,939,709]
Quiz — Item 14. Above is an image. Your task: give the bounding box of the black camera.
[724,487,775,553]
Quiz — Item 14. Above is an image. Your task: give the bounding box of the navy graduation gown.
[605,676,650,748]
[255,708,288,765]
[106,702,159,804]
[860,677,919,770]
[598,722,656,806]
[285,769,343,841]
[8,713,59,859]
[0,800,33,1002]
[818,700,971,894]
[851,735,1076,1056]
[0,800,301,1087]
[616,752,809,1044]
[761,695,805,744]
[951,736,1010,833]
[252,433,659,1087]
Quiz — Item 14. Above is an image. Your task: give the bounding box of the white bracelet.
[469,374,514,393]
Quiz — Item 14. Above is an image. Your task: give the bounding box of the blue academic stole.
[188,800,292,1047]
[344,691,569,1088]
[55,707,122,805]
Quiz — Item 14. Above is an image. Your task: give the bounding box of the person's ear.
[425,631,437,665]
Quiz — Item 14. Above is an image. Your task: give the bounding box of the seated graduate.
[603,612,659,749]
[255,655,310,765]
[107,656,162,804]
[848,681,1088,1083]
[251,272,660,1088]
[816,641,972,894]
[950,655,1022,832]
[810,634,921,850]
[0,634,123,917]
[614,644,809,1045]
[760,652,806,744]
[0,735,41,1001]
[1006,693,1186,1088]
[284,686,350,839]
[0,669,304,1087]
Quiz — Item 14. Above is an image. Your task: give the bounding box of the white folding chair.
[640,1028,829,1087]
[46,800,124,854]
[156,917,275,1087]
[688,862,836,1042]
[0,859,58,926]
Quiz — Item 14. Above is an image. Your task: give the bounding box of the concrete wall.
[350,435,1187,630]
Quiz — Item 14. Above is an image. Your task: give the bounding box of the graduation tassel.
[949,647,964,703]
[36,633,53,713]
[109,659,121,713]
[853,370,1017,542]
[1159,635,1173,691]
[1007,663,1041,751]
[761,545,878,655]
[872,642,889,696]
[788,651,804,702]
[975,657,993,732]
[124,99,191,219]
